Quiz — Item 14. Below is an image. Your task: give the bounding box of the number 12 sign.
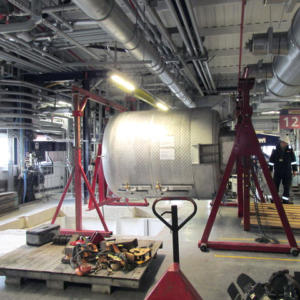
[280,109,300,129]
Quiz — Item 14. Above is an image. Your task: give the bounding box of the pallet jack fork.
[199,78,300,256]
[145,198,202,300]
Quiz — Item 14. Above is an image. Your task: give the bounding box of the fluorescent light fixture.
[156,102,169,111]
[58,101,72,107]
[261,111,280,114]
[110,74,136,91]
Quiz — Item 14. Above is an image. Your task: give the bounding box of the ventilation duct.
[248,8,300,98]
[72,0,196,108]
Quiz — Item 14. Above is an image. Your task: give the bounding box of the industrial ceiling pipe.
[267,8,300,97]
[165,0,210,92]
[185,0,216,92]
[73,0,197,108]
[248,8,300,98]
[140,0,204,97]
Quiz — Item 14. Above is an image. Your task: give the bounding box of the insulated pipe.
[266,8,300,97]
[185,0,216,92]
[73,0,197,107]
[247,63,273,80]
[0,19,37,34]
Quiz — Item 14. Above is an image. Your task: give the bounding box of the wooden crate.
[246,203,300,229]
[0,238,162,294]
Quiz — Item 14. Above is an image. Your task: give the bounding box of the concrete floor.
[0,197,299,299]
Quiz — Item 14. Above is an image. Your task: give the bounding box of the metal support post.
[237,156,244,218]
[243,156,250,231]
[73,93,82,231]
[83,75,90,204]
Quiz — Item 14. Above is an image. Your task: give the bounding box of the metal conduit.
[165,0,210,92]
[141,0,204,96]
[266,8,300,97]
[185,0,216,92]
[0,98,37,105]
[73,0,197,108]
[0,40,69,73]
[0,80,72,99]
[7,0,102,61]
[0,50,50,73]
[120,0,168,57]
[0,91,41,100]
[0,113,39,120]
[3,33,73,69]
[0,106,38,113]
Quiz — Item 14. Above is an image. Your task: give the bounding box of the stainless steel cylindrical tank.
[102,108,221,199]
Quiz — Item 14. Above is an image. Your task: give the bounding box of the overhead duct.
[248,8,300,98]
[72,0,196,108]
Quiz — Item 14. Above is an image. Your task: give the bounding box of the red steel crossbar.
[199,78,299,255]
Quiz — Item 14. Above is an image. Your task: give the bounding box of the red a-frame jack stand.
[51,86,127,237]
[198,78,299,255]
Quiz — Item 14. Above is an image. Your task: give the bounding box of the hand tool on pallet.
[145,197,202,300]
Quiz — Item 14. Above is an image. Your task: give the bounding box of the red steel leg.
[51,174,73,224]
[237,156,244,218]
[200,147,236,243]
[74,94,82,232]
[243,156,250,231]
[80,165,110,233]
[88,145,102,209]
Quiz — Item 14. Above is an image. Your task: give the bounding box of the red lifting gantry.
[51,86,148,236]
[199,78,300,256]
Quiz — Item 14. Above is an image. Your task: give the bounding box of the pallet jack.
[145,197,202,300]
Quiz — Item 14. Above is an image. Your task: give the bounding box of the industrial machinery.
[102,108,232,200]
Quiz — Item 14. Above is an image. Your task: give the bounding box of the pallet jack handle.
[152,198,197,263]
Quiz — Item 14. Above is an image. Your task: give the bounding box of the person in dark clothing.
[268,133,298,204]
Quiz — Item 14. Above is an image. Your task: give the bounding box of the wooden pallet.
[0,238,162,294]
[245,203,300,229]
[0,192,19,215]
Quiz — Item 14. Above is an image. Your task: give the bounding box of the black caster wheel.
[200,243,208,252]
[291,248,299,257]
